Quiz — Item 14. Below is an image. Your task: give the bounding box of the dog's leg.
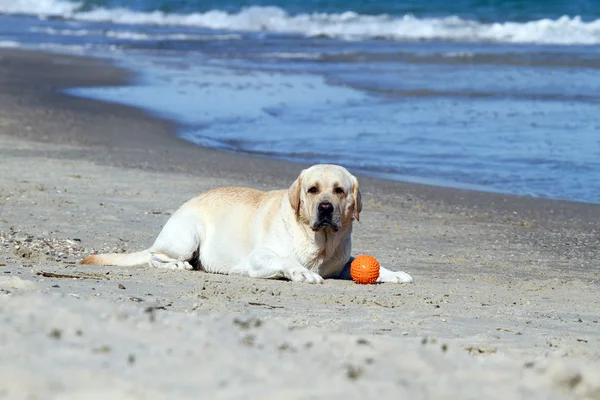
[147,210,201,271]
[231,248,324,284]
[337,257,413,283]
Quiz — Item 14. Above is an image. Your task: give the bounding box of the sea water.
[1,0,599,203]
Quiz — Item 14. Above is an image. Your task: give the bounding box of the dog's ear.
[288,173,303,217]
[352,176,362,222]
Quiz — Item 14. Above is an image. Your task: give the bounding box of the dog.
[82,164,413,284]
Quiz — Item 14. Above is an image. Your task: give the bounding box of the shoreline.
[1,47,600,398]
[1,48,599,230]
[66,49,600,208]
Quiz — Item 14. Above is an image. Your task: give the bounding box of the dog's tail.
[81,250,151,267]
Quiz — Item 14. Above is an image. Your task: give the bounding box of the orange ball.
[350,255,380,284]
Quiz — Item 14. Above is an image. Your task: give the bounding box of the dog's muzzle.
[312,202,339,232]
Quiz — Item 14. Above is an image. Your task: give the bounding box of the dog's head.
[288,164,362,232]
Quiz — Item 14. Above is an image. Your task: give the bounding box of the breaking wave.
[2,0,600,45]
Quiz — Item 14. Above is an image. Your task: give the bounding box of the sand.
[0,49,599,399]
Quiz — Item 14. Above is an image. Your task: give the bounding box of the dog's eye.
[307,186,318,194]
[334,187,345,195]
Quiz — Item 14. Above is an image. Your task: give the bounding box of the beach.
[1,49,600,398]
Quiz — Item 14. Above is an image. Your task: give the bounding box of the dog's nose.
[318,202,334,215]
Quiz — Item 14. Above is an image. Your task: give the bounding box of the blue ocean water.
[1,0,599,203]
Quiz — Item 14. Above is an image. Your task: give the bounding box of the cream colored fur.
[82,164,413,284]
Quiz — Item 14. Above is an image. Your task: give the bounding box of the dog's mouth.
[311,218,340,232]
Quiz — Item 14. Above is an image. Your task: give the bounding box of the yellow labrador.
[82,164,413,284]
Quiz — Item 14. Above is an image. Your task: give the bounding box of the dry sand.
[0,49,599,399]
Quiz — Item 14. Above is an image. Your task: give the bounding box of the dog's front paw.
[377,268,414,283]
[289,267,324,284]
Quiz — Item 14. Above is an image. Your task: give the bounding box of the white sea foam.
[0,0,79,16]
[260,52,322,60]
[30,27,241,41]
[442,52,475,58]
[2,0,600,45]
[37,42,93,53]
[0,40,21,48]
[31,27,92,36]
